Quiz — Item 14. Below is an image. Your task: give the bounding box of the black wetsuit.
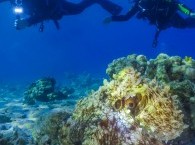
[14,0,122,26]
[111,0,195,30]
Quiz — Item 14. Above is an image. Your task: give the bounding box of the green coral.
[184,56,193,66]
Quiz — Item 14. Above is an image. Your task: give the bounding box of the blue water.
[0,0,194,82]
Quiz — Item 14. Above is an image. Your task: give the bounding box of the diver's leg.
[171,13,188,28]
[171,13,195,28]
[185,17,195,28]
[62,0,122,15]
[61,1,85,15]
[93,0,122,15]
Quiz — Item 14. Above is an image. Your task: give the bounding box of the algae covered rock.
[65,67,187,145]
[0,126,34,145]
[106,54,147,79]
[107,53,195,83]
[23,77,74,105]
[33,110,71,145]
[106,53,195,133]
[0,114,11,123]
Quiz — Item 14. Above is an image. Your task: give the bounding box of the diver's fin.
[53,20,60,30]
[186,17,195,28]
[96,0,122,15]
[39,22,44,32]
[152,28,161,48]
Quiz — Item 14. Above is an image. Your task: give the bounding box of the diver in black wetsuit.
[1,0,122,30]
[104,0,195,47]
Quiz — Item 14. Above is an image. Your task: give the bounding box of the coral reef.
[107,54,195,132]
[23,77,74,105]
[23,54,195,145]
[64,67,187,145]
[106,54,195,83]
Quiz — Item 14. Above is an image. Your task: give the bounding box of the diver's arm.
[26,15,49,26]
[177,3,195,17]
[111,4,139,21]
[15,15,49,30]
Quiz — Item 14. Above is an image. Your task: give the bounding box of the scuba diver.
[104,0,195,47]
[0,0,122,31]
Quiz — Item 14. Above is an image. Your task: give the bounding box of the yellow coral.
[70,67,187,144]
[105,68,187,142]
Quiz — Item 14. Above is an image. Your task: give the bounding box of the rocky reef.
[23,77,74,105]
[32,54,195,145]
[0,126,34,145]
[32,111,71,145]
[0,74,101,145]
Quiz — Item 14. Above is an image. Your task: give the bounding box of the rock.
[23,78,74,105]
[0,115,11,123]
[185,67,195,80]
[33,111,71,145]
[0,127,34,145]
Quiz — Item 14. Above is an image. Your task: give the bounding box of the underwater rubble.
[0,74,101,145]
[1,53,195,145]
